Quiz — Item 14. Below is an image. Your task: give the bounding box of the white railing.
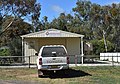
[100,53,120,62]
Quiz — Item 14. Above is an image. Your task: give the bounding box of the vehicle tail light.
[39,58,42,65]
[67,56,69,64]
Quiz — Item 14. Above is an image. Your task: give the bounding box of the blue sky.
[38,0,120,22]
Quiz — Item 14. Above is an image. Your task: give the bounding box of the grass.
[0,66,120,84]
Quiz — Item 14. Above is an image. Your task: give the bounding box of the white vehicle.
[36,45,69,77]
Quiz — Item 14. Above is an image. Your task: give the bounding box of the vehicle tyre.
[49,71,54,76]
[38,70,43,77]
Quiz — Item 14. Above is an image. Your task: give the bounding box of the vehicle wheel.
[38,70,43,77]
[60,69,69,75]
[65,69,69,74]
[49,71,54,76]
[48,71,55,77]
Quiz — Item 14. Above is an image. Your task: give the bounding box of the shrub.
[91,39,114,55]
[0,47,11,56]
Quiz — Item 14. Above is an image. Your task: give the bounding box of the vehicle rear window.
[41,47,67,57]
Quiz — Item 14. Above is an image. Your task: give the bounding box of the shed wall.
[66,38,80,55]
[24,37,81,63]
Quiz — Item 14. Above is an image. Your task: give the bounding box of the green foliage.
[0,48,10,56]
[0,0,41,55]
[72,0,120,51]
[91,39,114,55]
[0,0,41,20]
[43,1,120,54]
[0,16,32,56]
[8,38,22,56]
[0,0,120,55]
[0,0,41,32]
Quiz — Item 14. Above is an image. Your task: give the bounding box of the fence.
[100,53,120,62]
[0,55,120,68]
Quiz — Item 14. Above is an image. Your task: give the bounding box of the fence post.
[112,56,114,66]
[81,55,84,64]
[75,55,77,66]
[29,56,30,68]
[117,54,118,64]
[118,56,120,64]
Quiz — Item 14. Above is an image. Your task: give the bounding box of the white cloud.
[110,1,119,4]
[107,0,120,5]
[52,5,65,13]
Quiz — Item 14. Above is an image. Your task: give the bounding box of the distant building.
[84,42,93,55]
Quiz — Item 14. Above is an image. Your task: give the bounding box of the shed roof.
[21,28,84,38]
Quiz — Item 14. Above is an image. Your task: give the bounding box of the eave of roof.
[21,28,84,38]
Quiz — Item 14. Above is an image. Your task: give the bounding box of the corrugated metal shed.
[21,28,84,38]
[21,28,84,64]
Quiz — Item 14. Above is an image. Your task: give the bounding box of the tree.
[0,16,34,56]
[91,39,114,55]
[35,16,51,31]
[50,13,68,31]
[42,16,50,30]
[0,0,41,56]
[72,0,120,53]
[0,14,2,39]
[50,18,58,29]
[0,0,41,32]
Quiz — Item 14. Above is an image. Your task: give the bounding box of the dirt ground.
[0,80,42,84]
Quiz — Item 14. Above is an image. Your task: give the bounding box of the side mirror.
[35,53,38,56]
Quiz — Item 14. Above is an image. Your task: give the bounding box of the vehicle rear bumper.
[38,64,69,70]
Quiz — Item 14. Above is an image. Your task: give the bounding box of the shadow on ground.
[41,69,91,79]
